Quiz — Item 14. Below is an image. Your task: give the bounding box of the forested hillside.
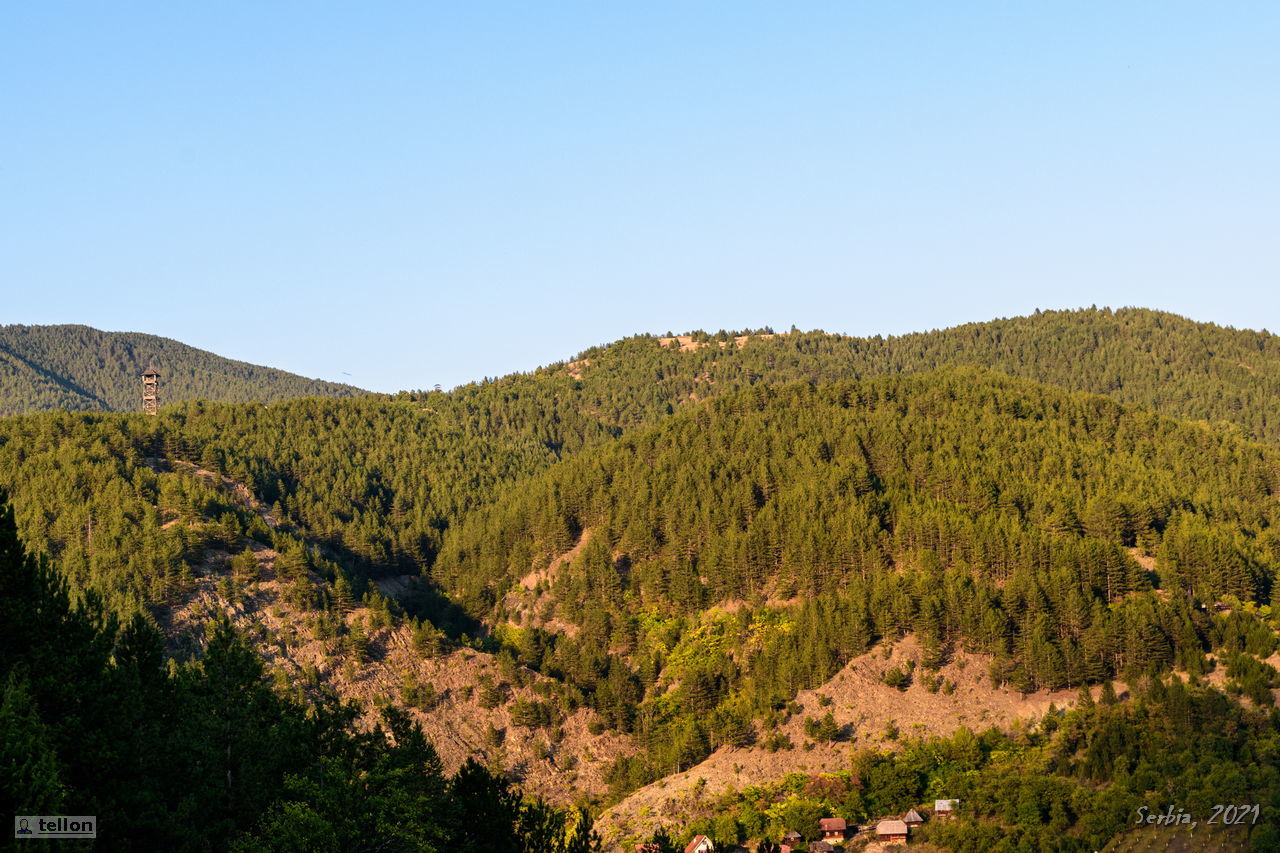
[0,324,364,415]
[429,369,1280,794]
[616,680,1280,852]
[2,308,1280,850]
[437,367,1280,612]
[3,308,1276,596]
[844,307,1280,442]
[21,306,1268,602]
[549,307,1280,441]
[0,497,600,850]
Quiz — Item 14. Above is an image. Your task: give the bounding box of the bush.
[804,711,841,741]
[1225,653,1278,706]
[883,665,910,691]
[401,674,436,709]
[510,698,555,728]
[762,731,793,752]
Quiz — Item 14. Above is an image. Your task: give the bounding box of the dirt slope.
[155,461,636,805]
[598,635,1082,847]
[163,550,637,803]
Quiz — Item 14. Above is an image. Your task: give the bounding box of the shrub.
[804,711,841,742]
[883,665,910,691]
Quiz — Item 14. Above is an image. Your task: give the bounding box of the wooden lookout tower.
[141,366,160,415]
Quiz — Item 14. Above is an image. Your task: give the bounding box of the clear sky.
[3,3,1277,393]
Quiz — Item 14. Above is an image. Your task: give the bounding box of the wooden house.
[875,819,909,844]
[779,830,804,853]
[818,817,846,842]
[903,808,925,828]
[934,799,957,818]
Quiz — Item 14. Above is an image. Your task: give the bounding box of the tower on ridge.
[142,366,160,415]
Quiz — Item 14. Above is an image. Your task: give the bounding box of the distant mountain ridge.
[550,306,1280,443]
[0,324,365,415]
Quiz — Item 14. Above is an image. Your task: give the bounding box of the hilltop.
[0,324,364,415]
[549,307,1280,442]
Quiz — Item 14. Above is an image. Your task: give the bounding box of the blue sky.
[3,3,1277,392]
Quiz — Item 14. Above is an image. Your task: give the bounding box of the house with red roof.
[684,835,714,853]
[818,817,847,843]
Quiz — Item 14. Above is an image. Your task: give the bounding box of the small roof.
[683,836,713,853]
[876,819,909,836]
[807,843,834,853]
[818,818,846,832]
[904,808,925,823]
[141,365,160,377]
[935,799,957,811]
[781,831,803,841]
